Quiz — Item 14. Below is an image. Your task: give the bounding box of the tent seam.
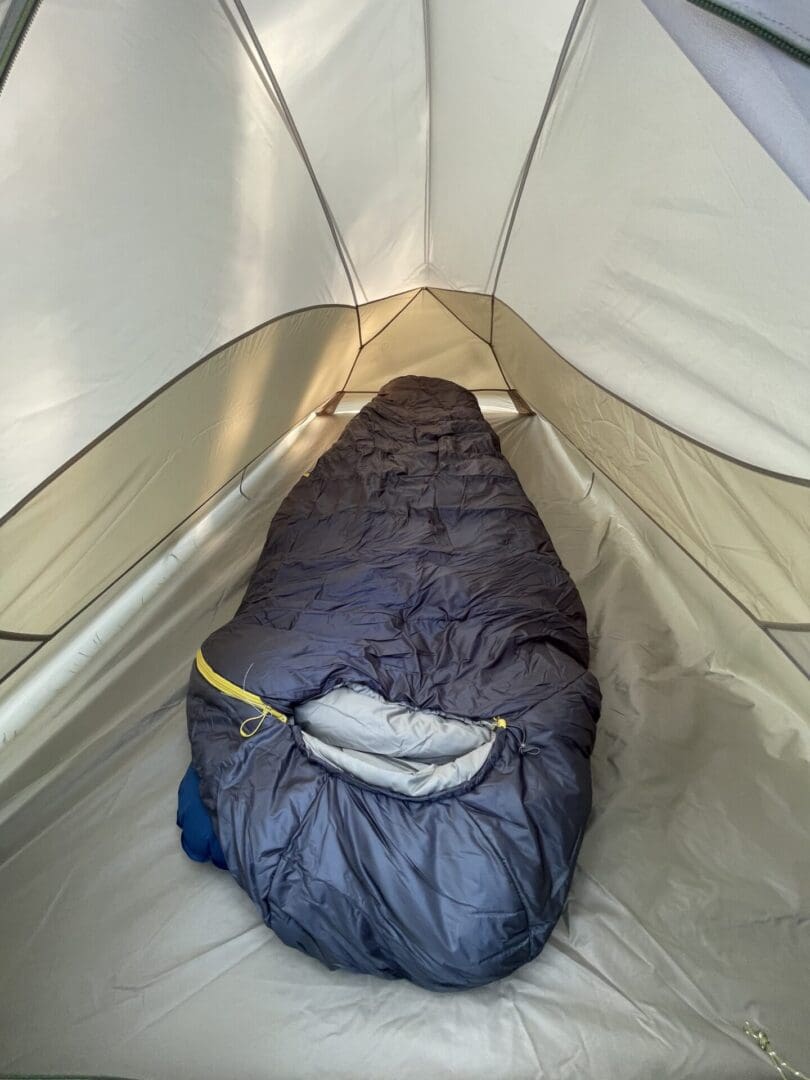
[340,289,424,391]
[484,173,523,296]
[359,289,422,349]
[0,393,348,659]
[490,0,590,296]
[0,640,44,685]
[426,288,513,390]
[225,0,363,306]
[492,298,810,486]
[503,393,807,676]
[0,301,358,529]
[764,631,810,680]
[426,288,492,345]
[422,0,433,275]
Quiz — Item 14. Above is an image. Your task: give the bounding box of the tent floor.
[0,411,807,1079]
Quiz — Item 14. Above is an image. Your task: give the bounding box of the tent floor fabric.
[0,410,807,1078]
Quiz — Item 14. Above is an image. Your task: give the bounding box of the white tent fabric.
[426,0,579,291]
[643,0,810,200]
[497,0,810,478]
[1,0,809,1076]
[242,0,429,302]
[0,0,353,516]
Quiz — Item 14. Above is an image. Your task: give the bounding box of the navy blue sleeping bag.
[182,375,600,991]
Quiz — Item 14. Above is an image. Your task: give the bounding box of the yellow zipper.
[196,648,502,739]
[195,649,288,738]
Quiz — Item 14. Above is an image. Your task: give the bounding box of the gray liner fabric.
[0,411,807,1078]
[298,684,495,797]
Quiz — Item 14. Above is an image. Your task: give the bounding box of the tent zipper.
[195,649,288,739]
[686,0,810,65]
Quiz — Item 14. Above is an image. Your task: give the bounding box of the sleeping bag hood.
[186,375,601,991]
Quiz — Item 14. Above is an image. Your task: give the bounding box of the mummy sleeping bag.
[181,375,601,991]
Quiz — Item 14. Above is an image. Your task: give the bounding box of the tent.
[0,0,808,1075]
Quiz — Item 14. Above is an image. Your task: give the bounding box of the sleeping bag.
[183,375,601,991]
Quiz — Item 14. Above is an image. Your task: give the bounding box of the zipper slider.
[492,716,507,729]
[195,649,288,738]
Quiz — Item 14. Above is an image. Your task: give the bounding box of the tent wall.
[346,289,506,390]
[0,0,354,519]
[428,288,492,341]
[0,306,359,640]
[358,290,420,345]
[425,0,579,291]
[0,411,354,822]
[495,0,810,479]
[241,0,429,302]
[493,301,810,626]
[0,285,505,659]
[643,0,810,201]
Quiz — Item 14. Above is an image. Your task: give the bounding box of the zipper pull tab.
[508,723,541,756]
[240,707,269,739]
[492,716,507,730]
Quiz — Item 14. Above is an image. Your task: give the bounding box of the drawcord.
[508,724,542,756]
[240,708,270,739]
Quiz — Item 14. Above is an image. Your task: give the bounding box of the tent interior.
[0,0,808,1077]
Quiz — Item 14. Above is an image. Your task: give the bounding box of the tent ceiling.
[425,0,580,291]
[0,6,807,673]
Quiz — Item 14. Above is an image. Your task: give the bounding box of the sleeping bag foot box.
[181,375,600,991]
